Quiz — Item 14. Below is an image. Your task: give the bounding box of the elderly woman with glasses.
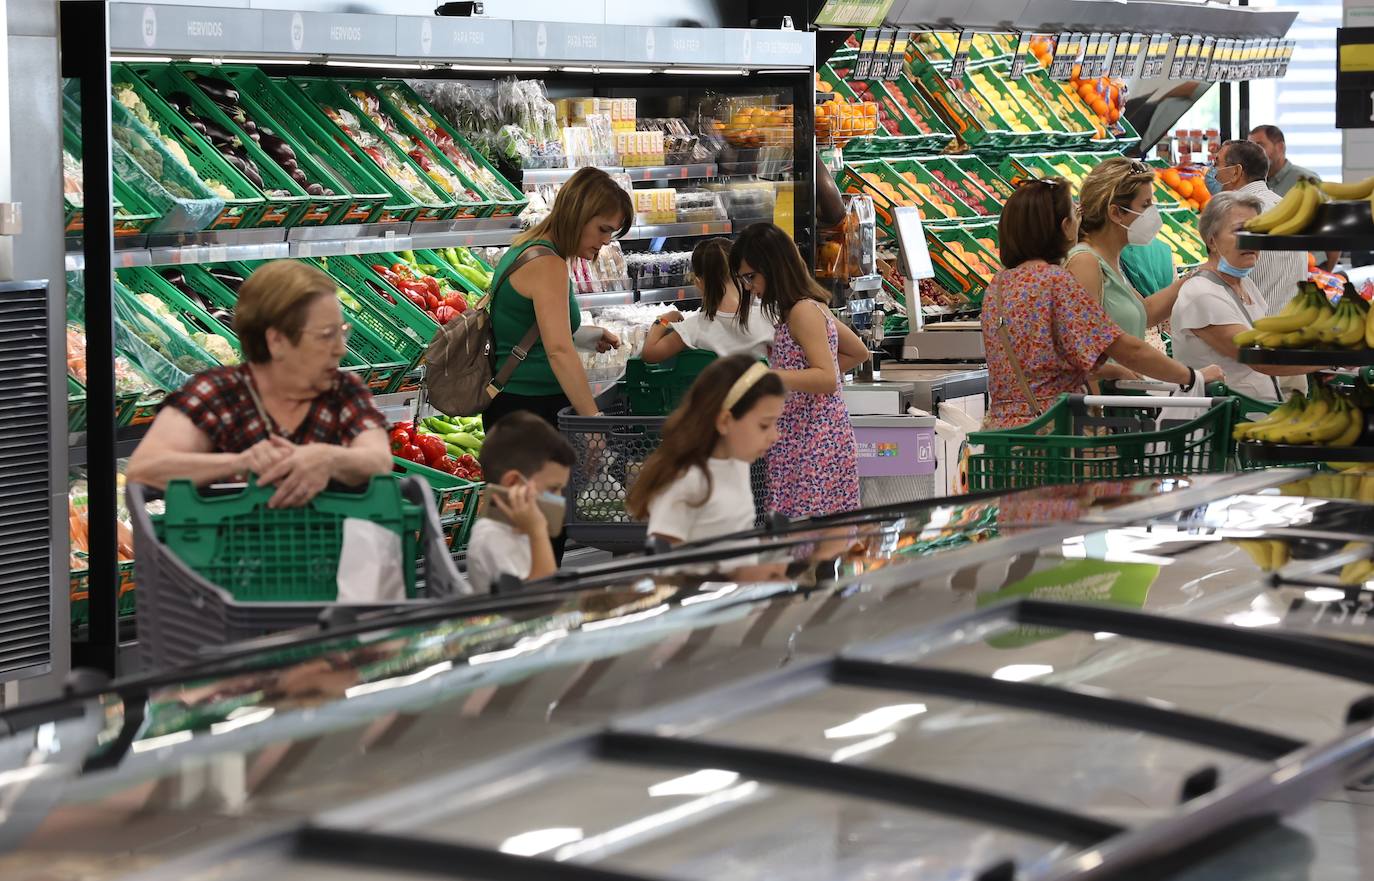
[981,177,1222,430]
[127,260,391,508]
[1170,192,1317,402]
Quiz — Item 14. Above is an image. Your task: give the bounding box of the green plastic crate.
[624,351,719,416]
[119,266,242,362]
[916,157,1001,218]
[364,80,528,218]
[67,376,86,433]
[107,67,271,230]
[158,476,425,602]
[288,77,464,222]
[967,393,1238,492]
[127,63,328,228]
[910,66,1018,150]
[113,278,221,377]
[308,256,438,363]
[69,561,136,630]
[391,456,483,553]
[172,62,394,226]
[949,154,1016,201]
[884,158,982,223]
[212,65,403,224]
[63,117,161,237]
[1022,67,1100,148]
[963,63,1061,149]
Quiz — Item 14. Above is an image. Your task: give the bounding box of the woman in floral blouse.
[980,178,1223,430]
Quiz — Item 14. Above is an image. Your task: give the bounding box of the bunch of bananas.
[1231,538,1289,571]
[1233,283,1373,350]
[1232,385,1366,447]
[1245,175,1374,237]
[1280,471,1374,502]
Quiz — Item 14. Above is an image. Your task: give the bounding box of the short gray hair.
[1198,191,1264,252]
[1220,139,1269,183]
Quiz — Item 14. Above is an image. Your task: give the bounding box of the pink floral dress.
[767,301,860,518]
[980,263,1123,431]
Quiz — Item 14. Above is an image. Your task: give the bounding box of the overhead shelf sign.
[110,4,263,54]
[395,17,512,61]
[261,10,395,56]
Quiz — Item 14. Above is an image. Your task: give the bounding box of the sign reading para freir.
[395,16,512,61]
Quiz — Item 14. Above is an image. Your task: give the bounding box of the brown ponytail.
[691,238,742,328]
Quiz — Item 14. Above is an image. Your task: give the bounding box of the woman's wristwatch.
[1178,367,1196,393]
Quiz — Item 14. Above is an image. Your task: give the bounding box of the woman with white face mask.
[1067,158,1193,346]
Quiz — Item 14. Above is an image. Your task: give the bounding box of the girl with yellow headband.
[627,355,785,546]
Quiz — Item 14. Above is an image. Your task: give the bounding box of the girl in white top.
[627,354,785,546]
[1171,192,1316,402]
[641,238,775,362]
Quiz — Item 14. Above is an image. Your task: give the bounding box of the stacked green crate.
[909,64,1018,151]
[288,77,474,222]
[127,63,342,228]
[364,80,528,219]
[963,64,1060,149]
[914,157,1002,218]
[215,65,410,224]
[883,158,982,224]
[949,155,1016,202]
[108,66,277,230]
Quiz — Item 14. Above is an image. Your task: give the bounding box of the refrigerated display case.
[6,470,1374,879]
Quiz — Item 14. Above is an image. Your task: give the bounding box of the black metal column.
[1220,81,1233,143]
[792,70,816,269]
[1239,0,1252,136]
[61,0,118,675]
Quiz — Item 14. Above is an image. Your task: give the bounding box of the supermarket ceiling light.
[561,66,656,74]
[189,57,311,66]
[450,63,552,72]
[326,60,432,70]
[664,67,749,75]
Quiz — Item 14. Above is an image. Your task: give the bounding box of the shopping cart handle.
[1079,394,1223,409]
[1108,379,1179,392]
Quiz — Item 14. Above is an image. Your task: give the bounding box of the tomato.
[389,427,413,453]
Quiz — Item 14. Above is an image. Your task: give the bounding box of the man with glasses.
[1212,139,1308,318]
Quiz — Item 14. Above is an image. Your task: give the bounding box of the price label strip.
[855,27,880,80]
[1049,31,1074,80]
[887,31,911,80]
[1170,34,1191,80]
[950,29,976,78]
[1279,39,1297,78]
[1010,31,1034,79]
[872,27,896,80]
[1109,32,1131,77]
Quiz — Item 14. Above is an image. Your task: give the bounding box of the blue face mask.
[1218,256,1253,278]
[1204,165,1224,195]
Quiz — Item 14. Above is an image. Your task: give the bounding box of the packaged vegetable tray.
[106,69,275,229]
[365,80,527,218]
[113,277,221,380]
[61,104,163,237]
[288,77,472,222]
[211,65,406,224]
[129,62,343,228]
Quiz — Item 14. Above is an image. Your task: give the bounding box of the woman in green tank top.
[482,167,634,433]
[1068,158,1193,353]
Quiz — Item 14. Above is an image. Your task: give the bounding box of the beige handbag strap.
[995,318,1043,417]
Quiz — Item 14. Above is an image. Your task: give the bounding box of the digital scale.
[893,205,987,363]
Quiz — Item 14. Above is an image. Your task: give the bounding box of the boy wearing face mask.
[1067,158,1194,348]
[466,412,574,593]
[1207,140,1309,319]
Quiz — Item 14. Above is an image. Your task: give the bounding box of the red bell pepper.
[414,434,448,465]
[434,304,458,325]
[389,427,412,453]
[398,443,424,464]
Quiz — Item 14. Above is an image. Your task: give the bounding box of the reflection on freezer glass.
[698,684,1260,827]
[904,630,1368,744]
[407,760,1073,879]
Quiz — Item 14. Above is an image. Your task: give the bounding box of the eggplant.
[281,158,298,173]
[199,117,238,146]
[166,92,197,115]
[208,269,243,292]
[242,119,257,135]
[210,309,234,330]
[160,269,188,288]
[187,73,240,107]
[189,120,208,136]
[306,183,325,196]
[290,168,308,186]
[258,130,298,164]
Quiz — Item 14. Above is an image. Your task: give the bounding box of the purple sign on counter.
[854,425,936,478]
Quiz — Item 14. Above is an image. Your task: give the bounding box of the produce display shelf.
[1237,442,1374,464]
[1236,231,1374,251]
[65,218,735,270]
[637,285,702,304]
[68,424,149,467]
[523,163,721,186]
[576,290,636,308]
[1238,348,1374,367]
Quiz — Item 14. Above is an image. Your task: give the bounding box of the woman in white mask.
[1067,158,1192,349]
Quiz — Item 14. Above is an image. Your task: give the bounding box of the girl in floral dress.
[981,178,1222,430]
[729,223,870,518]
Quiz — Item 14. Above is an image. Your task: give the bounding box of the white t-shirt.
[466,517,530,593]
[672,309,775,360]
[1171,273,1281,402]
[646,458,756,545]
